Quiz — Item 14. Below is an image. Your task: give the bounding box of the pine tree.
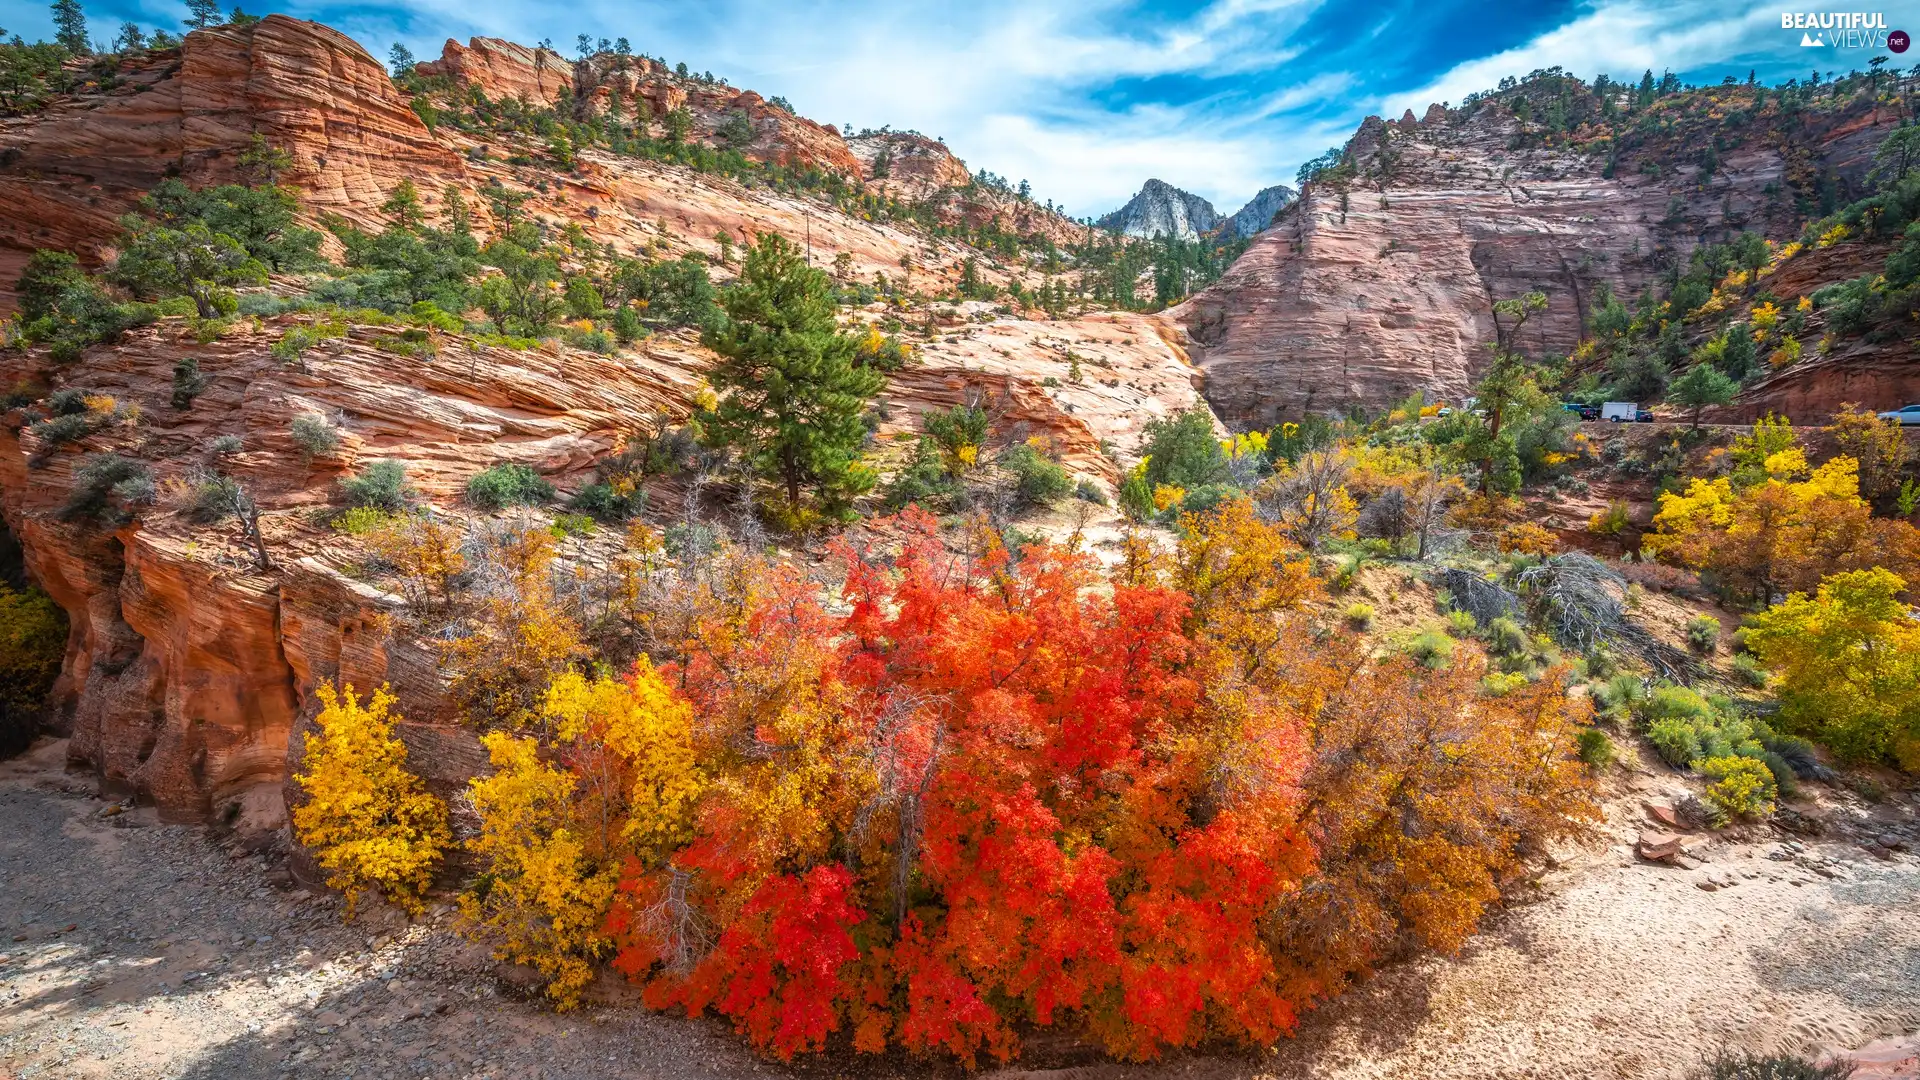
[1668,362,1738,429]
[50,0,88,54]
[184,0,221,29]
[701,232,884,516]
[388,42,413,76]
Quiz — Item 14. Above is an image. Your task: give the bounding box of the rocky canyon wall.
[1172,99,1902,428]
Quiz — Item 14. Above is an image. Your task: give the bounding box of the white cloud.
[1374,1,1783,116]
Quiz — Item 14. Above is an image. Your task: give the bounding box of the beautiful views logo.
[1781,11,1896,49]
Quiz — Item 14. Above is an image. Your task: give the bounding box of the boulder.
[1637,831,1685,864]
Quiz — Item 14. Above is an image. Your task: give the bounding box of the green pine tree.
[1668,362,1737,429]
[701,232,884,518]
[50,0,88,54]
[184,0,221,29]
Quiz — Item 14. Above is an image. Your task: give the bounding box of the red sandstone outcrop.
[419,38,862,177]
[0,16,467,279]
[846,131,972,201]
[885,309,1201,483]
[1713,240,1920,423]
[0,318,706,820]
[416,37,573,103]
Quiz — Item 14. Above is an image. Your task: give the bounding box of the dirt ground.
[2,736,1917,1080]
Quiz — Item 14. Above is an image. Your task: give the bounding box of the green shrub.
[1344,602,1375,630]
[0,584,67,757]
[1073,478,1108,505]
[59,454,151,523]
[289,414,340,460]
[1481,671,1529,697]
[1698,755,1777,823]
[1001,444,1073,507]
[1407,629,1454,669]
[209,434,243,456]
[340,460,414,512]
[568,480,646,521]
[1745,747,1800,798]
[46,388,90,416]
[1645,684,1714,724]
[1591,673,1646,718]
[1583,646,1616,680]
[882,438,958,511]
[1179,483,1243,517]
[922,404,989,468]
[1686,615,1721,653]
[1444,609,1478,638]
[1576,727,1616,769]
[1138,407,1226,488]
[171,357,208,409]
[332,506,402,536]
[1648,716,1705,768]
[549,513,596,538]
[1486,615,1528,655]
[27,411,97,448]
[1731,653,1768,689]
[466,464,555,511]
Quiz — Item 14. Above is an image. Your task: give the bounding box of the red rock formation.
[886,309,1203,484]
[0,317,705,820]
[415,37,574,103]
[846,131,972,201]
[1169,100,1890,427]
[845,130,1086,247]
[419,38,862,177]
[0,16,467,281]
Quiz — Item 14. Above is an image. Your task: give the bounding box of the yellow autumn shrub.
[462,731,620,1010]
[292,682,450,917]
[1697,756,1777,824]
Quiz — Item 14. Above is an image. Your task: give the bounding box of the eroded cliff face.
[887,309,1201,483]
[1172,99,1901,427]
[0,319,708,821]
[0,15,467,281]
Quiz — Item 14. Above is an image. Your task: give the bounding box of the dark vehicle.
[1562,402,1600,420]
[1635,408,1655,423]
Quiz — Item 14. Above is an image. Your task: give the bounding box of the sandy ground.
[2,736,1917,1080]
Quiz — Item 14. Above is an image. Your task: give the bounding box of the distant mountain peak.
[1097,179,1219,240]
[1219,184,1297,239]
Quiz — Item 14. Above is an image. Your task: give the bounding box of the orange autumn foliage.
[557,507,1597,1064]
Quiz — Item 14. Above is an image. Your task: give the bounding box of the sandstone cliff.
[0,15,468,284]
[1172,92,1903,427]
[0,317,711,820]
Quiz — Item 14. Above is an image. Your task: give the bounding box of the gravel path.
[3,737,1917,1080]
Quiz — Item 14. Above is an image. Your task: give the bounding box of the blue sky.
[3,0,1903,216]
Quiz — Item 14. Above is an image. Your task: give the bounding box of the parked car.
[1601,401,1639,422]
[1562,402,1600,420]
[1878,404,1920,425]
[1636,408,1655,423]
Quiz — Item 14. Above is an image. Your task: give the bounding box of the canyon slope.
[1171,92,1904,427]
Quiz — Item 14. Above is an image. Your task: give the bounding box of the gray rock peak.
[1219,184,1297,239]
[1097,178,1219,240]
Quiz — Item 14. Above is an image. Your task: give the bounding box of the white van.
[1601,401,1638,423]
